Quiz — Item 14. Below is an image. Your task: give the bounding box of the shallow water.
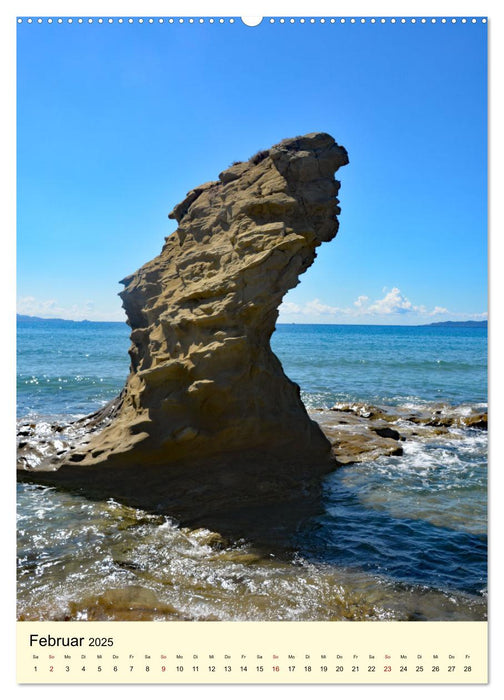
[17,482,485,622]
[16,320,487,621]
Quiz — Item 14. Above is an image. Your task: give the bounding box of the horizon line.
[16,313,488,328]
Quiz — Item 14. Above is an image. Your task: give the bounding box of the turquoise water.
[16,320,487,620]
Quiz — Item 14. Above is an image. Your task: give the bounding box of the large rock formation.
[18,133,349,528]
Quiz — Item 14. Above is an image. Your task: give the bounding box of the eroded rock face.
[18,133,349,525]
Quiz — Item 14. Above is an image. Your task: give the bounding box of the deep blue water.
[273,323,487,409]
[17,320,130,417]
[17,320,487,615]
[17,320,487,417]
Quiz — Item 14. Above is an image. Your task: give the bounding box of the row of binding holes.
[18,18,234,24]
[269,18,485,24]
[17,17,487,24]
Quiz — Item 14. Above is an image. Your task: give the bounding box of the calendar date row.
[33,663,474,674]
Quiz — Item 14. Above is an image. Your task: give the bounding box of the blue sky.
[16,16,487,324]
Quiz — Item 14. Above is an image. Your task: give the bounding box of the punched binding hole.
[241,17,263,26]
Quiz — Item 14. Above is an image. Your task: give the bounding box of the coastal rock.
[18,133,349,526]
[372,426,401,441]
[313,401,487,466]
[314,410,405,465]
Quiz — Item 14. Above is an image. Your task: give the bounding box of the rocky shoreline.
[313,401,487,465]
[17,400,487,473]
[17,403,487,622]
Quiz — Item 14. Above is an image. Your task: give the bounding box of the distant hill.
[17,314,487,329]
[422,320,487,328]
[17,314,91,323]
[16,314,123,324]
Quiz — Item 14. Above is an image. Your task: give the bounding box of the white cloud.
[17,296,125,322]
[278,287,486,324]
[17,297,62,316]
[430,306,449,316]
[304,298,344,316]
[367,287,418,315]
[279,301,301,314]
[453,311,488,321]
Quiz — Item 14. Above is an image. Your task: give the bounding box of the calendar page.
[15,1,488,686]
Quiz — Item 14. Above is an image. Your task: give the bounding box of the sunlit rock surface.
[17,133,349,527]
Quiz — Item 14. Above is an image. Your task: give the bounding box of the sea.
[17,320,487,621]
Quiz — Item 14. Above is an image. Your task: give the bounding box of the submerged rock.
[18,133,349,527]
[67,587,186,622]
